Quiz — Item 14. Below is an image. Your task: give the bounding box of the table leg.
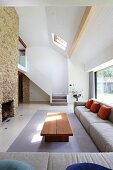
[45,136,69,142]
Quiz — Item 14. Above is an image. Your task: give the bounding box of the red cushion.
[90,102,100,113]
[85,99,93,109]
[98,105,111,120]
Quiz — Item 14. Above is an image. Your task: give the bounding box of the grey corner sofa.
[0,152,113,170]
[74,99,113,152]
[1,101,113,170]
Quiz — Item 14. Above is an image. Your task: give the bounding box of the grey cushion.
[108,108,113,123]
[90,122,113,152]
[48,153,113,170]
[79,111,108,133]
[75,106,90,118]
[74,101,86,107]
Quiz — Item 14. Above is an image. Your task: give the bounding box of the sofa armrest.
[74,101,86,114]
[74,101,86,108]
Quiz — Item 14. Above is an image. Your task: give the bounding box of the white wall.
[68,57,89,101]
[26,46,68,95]
[29,80,49,102]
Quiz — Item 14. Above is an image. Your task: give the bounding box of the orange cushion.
[98,105,112,120]
[85,99,93,109]
[90,102,100,113]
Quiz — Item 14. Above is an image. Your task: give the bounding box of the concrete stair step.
[52,95,67,99]
[51,102,67,106]
[51,95,67,106]
[52,99,67,102]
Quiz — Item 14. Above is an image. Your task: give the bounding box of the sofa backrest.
[108,108,113,123]
[93,98,113,123]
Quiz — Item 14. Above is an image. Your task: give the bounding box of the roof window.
[52,33,67,50]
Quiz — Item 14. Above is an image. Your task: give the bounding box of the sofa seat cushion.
[90,122,113,152]
[48,153,113,170]
[0,152,49,170]
[75,106,90,118]
[79,111,108,133]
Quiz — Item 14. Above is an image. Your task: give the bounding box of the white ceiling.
[1,0,113,6]
[16,6,85,56]
[46,6,85,56]
[16,6,113,65]
[16,7,49,47]
[73,6,113,64]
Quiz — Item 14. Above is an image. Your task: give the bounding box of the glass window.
[18,49,26,67]
[96,66,113,102]
[52,33,67,50]
[18,37,27,72]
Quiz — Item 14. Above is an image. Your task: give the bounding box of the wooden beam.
[19,36,27,48]
[68,6,95,57]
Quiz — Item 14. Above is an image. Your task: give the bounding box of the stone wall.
[0,7,19,123]
[23,75,29,103]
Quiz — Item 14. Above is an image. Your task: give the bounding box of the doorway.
[18,72,23,103]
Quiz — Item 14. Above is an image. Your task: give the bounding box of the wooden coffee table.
[41,112,73,142]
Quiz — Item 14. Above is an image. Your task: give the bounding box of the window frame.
[95,65,113,100]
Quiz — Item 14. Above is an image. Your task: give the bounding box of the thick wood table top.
[41,112,73,136]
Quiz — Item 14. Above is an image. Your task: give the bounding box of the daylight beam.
[68,6,95,57]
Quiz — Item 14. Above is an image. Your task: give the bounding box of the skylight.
[52,33,67,50]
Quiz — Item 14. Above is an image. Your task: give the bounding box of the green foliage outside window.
[97,66,113,95]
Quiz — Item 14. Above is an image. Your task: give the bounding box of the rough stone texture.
[0,7,19,124]
[23,75,29,103]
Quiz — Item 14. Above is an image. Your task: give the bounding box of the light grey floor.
[0,103,73,152]
[7,109,98,152]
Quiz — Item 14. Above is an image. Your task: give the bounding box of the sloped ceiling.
[16,6,86,56]
[73,6,113,64]
[16,7,49,46]
[1,0,113,6]
[16,6,113,65]
[46,6,85,56]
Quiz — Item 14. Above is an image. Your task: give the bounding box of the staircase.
[18,65,52,103]
[51,95,67,106]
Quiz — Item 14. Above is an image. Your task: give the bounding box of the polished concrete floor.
[0,103,73,152]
